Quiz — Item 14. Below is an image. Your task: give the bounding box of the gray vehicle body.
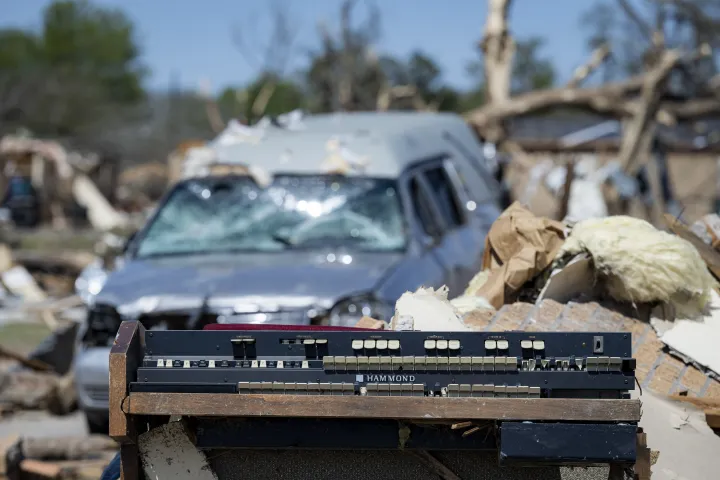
[73,111,502,431]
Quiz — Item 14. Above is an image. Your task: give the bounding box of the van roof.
[206,111,480,179]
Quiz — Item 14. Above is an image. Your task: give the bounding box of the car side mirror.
[421,229,443,249]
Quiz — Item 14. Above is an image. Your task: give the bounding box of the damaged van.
[73,111,502,432]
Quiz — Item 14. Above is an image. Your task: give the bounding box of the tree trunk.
[480,0,515,143]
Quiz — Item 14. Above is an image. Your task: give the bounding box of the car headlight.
[82,304,123,347]
[74,261,108,305]
[328,295,393,327]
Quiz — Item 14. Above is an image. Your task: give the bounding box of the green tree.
[304,0,385,112]
[511,37,556,93]
[377,50,460,112]
[42,0,145,103]
[463,36,556,108]
[0,0,146,137]
[405,51,460,111]
[217,75,306,124]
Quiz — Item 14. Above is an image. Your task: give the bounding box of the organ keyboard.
[132,327,635,399]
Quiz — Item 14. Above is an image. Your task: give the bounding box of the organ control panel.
[130,329,636,399]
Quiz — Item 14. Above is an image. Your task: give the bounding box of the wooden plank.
[607,463,626,480]
[120,444,139,480]
[122,393,641,422]
[0,345,52,372]
[19,458,116,480]
[19,459,62,478]
[109,320,145,443]
[408,451,462,480]
[634,431,652,480]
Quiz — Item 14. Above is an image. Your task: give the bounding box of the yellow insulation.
[463,270,490,297]
[557,216,716,317]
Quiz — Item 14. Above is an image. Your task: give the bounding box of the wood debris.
[1,435,117,480]
[354,316,386,330]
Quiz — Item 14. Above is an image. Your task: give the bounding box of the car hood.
[94,250,403,314]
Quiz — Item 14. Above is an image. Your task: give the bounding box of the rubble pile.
[0,434,117,480]
[387,203,720,434]
[0,233,99,419]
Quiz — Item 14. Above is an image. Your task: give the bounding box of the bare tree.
[200,0,301,131]
[466,0,720,224]
[233,0,300,118]
[309,0,384,112]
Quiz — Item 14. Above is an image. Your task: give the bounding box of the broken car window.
[135,175,407,257]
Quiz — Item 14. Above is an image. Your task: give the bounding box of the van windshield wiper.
[270,233,295,247]
[187,293,210,330]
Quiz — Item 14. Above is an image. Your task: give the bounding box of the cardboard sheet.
[660,290,720,379]
[475,202,566,309]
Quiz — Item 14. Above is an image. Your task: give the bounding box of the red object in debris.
[203,323,378,332]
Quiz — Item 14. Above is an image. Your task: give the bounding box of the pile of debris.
[359,202,720,477]
[0,134,151,231]
[0,239,116,478]
[0,434,117,480]
[398,204,720,398]
[0,236,97,419]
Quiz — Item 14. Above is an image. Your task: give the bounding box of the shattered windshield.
[135,175,407,257]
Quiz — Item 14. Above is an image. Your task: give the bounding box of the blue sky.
[3,0,595,93]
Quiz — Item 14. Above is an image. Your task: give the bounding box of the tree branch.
[567,44,611,88]
[251,81,278,118]
[617,49,682,174]
[465,75,644,127]
[616,0,654,42]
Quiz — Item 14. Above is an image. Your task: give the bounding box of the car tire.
[85,412,109,435]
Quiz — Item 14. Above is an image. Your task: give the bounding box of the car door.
[367,171,449,304]
[403,173,451,291]
[414,160,479,297]
[442,132,504,277]
[437,158,490,288]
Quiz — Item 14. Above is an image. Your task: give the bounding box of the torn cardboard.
[474,202,566,309]
[536,254,596,304]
